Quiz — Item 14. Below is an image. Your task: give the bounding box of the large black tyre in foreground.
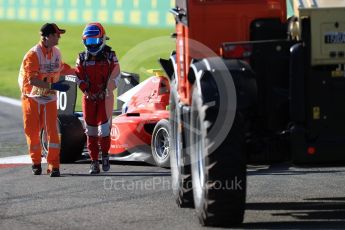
[169,81,194,208]
[189,73,246,227]
[41,114,86,163]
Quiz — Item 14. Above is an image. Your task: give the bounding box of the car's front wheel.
[151,119,170,168]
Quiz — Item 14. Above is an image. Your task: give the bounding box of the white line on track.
[0,96,35,164]
[0,155,46,164]
[0,95,21,107]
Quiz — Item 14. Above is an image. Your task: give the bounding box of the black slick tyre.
[40,114,86,163]
[151,119,171,168]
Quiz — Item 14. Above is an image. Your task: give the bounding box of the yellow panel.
[148,11,158,25]
[116,0,123,8]
[100,0,107,7]
[7,8,15,18]
[313,107,320,120]
[98,10,108,23]
[332,70,345,77]
[42,9,50,20]
[18,8,26,19]
[133,0,139,8]
[113,10,124,24]
[57,0,63,7]
[68,10,77,21]
[55,9,64,21]
[30,8,38,19]
[44,0,49,6]
[166,12,175,26]
[170,0,175,8]
[31,0,37,6]
[83,10,92,21]
[0,8,3,17]
[71,0,78,7]
[85,0,92,7]
[130,10,141,24]
[151,0,157,9]
[299,6,345,65]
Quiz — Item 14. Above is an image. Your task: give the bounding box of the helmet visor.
[84,37,102,45]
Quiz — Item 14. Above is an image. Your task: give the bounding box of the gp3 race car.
[40,70,171,168]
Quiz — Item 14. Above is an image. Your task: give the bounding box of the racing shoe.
[50,168,60,177]
[32,164,42,175]
[101,154,110,172]
[89,160,100,174]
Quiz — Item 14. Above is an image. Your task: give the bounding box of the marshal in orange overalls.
[19,41,74,172]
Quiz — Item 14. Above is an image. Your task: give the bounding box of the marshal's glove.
[50,80,70,92]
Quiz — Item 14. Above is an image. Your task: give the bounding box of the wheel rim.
[192,111,205,204]
[154,127,170,160]
[170,101,183,191]
[196,115,205,190]
[40,129,48,158]
[173,110,182,167]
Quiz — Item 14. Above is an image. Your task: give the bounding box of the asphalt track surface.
[0,99,27,158]
[1,99,345,229]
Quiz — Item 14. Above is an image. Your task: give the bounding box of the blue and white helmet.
[82,22,108,56]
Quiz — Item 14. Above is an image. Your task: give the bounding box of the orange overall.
[18,42,73,170]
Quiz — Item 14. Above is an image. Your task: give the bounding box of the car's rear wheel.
[40,114,86,163]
